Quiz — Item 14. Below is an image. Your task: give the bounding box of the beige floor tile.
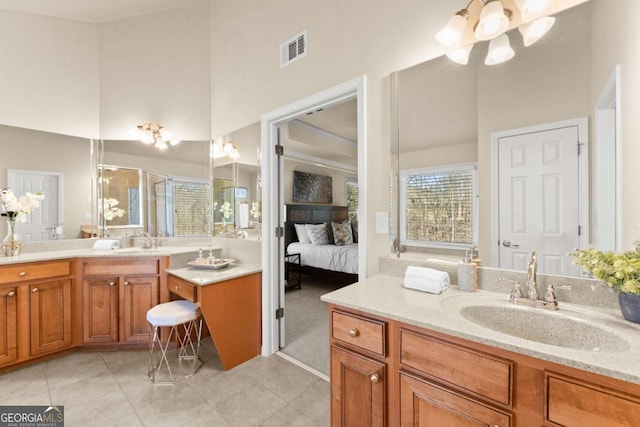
[0,364,50,405]
[260,402,321,427]
[181,407,232,427]
[259,362,320,402]
[60,387,137,427]
[189,367,255,407]
[289,379,331,427]
[44,352,110,390]
[236,354,300,382]
[214,382,287,427]
[134,385,213,427]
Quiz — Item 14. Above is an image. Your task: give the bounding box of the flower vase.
[2,219,22,256]
[618,292,640,324]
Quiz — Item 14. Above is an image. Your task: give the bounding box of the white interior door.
[497,124,582,276]
[8,169,62,241]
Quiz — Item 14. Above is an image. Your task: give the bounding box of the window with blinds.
[173,180,211,236]
[401,164,477,247]
[345,178,359,223]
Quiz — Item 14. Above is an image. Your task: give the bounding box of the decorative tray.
[187,259,235,270]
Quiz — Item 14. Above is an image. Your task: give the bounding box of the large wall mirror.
[391,0,636,277]
[101,139,212,238]
[0,125,94,241]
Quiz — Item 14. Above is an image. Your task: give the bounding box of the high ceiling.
[0,0,205,23]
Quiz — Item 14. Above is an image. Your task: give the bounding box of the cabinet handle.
[124,281,130,285]
[32,288,39,292]
[7,291,15,297]
[109,281,116,286]
[370,374,380,384]
[19,271,26,277]
[175,285,180,290]
[348,328,360,338]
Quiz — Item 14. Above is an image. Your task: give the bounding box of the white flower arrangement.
[220,201,233,219]
[99,198,125,221]
[250,201,261,221]
[0,188,45,222]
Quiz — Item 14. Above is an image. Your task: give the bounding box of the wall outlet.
[375,212,389,234]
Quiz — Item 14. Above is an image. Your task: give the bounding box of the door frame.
[490,117,589,268]
[260,75,366,356]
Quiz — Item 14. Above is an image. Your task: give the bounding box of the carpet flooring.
[281,275,346,377]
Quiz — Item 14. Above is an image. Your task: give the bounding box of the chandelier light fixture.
[211,137,241,160]
[136,122,181,150]
[436,0,556,66]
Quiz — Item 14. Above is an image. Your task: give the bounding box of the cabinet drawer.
[167,275,197,302]
[331,310,385,356]
[546,372,640,427]
[84,260,158,276]
[0,260,70,284]
[400,329,513,406]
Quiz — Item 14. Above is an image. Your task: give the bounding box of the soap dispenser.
[458,251,478,292]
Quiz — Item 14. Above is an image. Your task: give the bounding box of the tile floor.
[0,339,330,426]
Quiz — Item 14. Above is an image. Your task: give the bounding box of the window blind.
[404,168,475,244]
[173,181,210,236]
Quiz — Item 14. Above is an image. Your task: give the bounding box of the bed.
[284,204,359,285]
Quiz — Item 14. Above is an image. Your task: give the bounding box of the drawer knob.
[175,285,180,290]
[19,271,26,277]
[109,281,116,286]
[124,281,130,285]
[370,374,380,384]
[7,291,15,297]
[32,287,39,292]
[348,328,360,338]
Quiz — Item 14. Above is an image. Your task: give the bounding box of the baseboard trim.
[276,351,329,382]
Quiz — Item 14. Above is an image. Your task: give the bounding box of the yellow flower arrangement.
[570,242,640,295]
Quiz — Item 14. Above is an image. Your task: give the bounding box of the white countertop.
[0,246,202,265]
[166,262,262,286]
[321,274,640,385]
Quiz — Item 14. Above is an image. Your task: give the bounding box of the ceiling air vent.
[280,30,307,68]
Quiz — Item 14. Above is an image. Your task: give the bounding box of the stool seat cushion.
[147,300,201,326]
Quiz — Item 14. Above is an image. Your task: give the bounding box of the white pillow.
[294,223,312,243]
[305,223,329,245]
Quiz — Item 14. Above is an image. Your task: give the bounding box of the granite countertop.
[321,274,640,385]
[0,246,203,265]
[166,262,262,286]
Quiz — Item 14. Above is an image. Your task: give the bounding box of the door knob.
[7,291,15,297]
[370,374,380,383]
[502,240,519,248]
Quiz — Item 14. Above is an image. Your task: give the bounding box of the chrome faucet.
[509,251,558,310]
[140,232,154,249]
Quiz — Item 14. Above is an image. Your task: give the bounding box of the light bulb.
[140,131,155,144]
[155,140,168,150]
[515,0,552,21]
[436,11,468,47]
[475,1,511,41]
[446,44,473,65]
[485,33,515,65]
[519,16,555,46]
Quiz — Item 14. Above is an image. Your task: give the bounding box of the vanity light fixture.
[211,137,240,160]
[436,0,556,66]
[136,122,181,150]
[484,33,515,65]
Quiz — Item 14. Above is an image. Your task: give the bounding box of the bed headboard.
[284,204,349,249]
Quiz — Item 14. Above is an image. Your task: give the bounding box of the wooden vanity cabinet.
[82,258,161,346]
[329,304,640,427]
[0,260,73,368]
[329,308,388,426]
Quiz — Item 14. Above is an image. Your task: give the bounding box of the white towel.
[403,266,450,294]
[92,239,121,251]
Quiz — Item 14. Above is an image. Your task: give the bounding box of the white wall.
[0,11,99,137]
[99,2,212,140]
[590,0,640,250]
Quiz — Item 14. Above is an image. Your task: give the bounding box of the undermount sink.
[442,294,631,353]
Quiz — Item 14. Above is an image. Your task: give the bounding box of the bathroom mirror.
[102,139,212,237]
[0,124,94,240]
[391,0,636,275]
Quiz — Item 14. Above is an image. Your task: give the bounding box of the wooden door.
[30,279,72,356]
[121,276,158,343]
[0,286,18,366]
[331,346,385,427]
[497,122,583,276]
[83,277,119,344]
[400,373,511,427]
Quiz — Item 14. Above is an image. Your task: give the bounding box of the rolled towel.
[92,239,121,251]
[403,266,450,294]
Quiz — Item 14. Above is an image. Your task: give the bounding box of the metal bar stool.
[147,300,203,384]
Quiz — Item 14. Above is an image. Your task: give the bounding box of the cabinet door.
[83,278,119,344]
[400,373,511,427]
[0,286,18,366]
[30,280,72,356]
[121,276,158,343]
[331,346,385,427]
